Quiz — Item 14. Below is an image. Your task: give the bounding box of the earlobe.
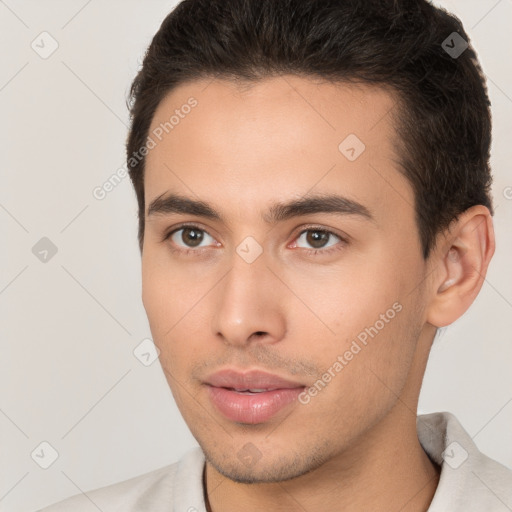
[427,206,495,328]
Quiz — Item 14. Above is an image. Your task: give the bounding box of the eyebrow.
[147,192,374,224]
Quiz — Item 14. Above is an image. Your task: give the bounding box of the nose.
[210,253,287,348]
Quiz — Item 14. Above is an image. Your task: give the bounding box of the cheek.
[285,256,421,391]
[280,258,402,343]
[141,257,172,339]
[141,250,214,379]
[142,248,207,337]
[293,295,421,439]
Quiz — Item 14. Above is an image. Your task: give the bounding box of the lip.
[204,369,305,424]
[204,369,304,390]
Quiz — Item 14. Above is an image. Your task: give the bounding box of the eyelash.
[162,223,348,257]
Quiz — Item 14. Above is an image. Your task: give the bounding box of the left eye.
[169,226,216,248]
[295,229,341,250]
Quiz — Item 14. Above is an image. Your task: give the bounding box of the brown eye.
[296,229,341,250]
[180,227,204,247]
[306,230,330,248]
[169,226,215,249]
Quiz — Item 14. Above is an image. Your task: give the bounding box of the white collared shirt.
[37,412,512,511]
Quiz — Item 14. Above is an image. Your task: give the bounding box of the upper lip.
[204,369,305,390]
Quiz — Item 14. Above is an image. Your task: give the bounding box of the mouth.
[224,388,280,394]
[204,369,306,424]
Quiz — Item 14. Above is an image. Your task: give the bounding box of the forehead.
[144,76,413,225]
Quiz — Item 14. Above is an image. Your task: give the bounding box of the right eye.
[165,224,219,252]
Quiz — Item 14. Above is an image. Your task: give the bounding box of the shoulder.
[418,411,512,511]
[36,447,205,512]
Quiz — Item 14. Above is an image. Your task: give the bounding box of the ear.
[426,205,495,328]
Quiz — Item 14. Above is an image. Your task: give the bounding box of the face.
[142,76,432,483]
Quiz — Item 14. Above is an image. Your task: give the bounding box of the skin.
[141,75,495,512]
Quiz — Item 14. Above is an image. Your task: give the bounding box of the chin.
[202,442,331,484]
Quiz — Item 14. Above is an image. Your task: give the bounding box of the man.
[39,0,512,510]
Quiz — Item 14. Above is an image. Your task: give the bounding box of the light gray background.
[1,1,511,511]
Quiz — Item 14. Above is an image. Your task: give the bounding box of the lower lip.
[206,385,305,424]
